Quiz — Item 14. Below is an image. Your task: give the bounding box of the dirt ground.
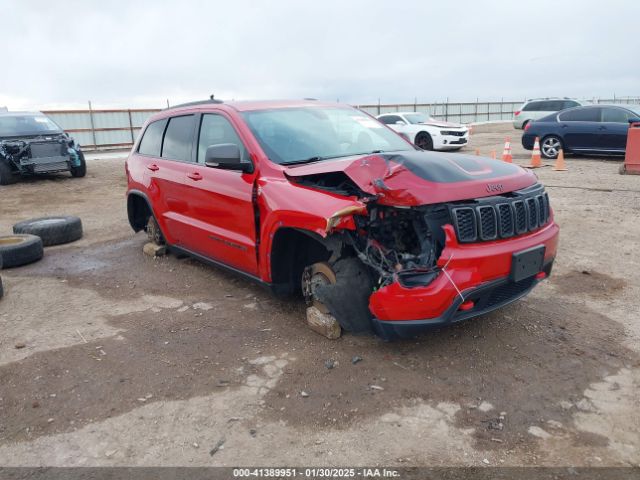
[0,123,639,468]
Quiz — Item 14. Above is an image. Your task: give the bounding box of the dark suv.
[126,99,559,339]
[0,111,86,185]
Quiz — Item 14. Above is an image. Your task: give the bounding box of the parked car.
[126,99,559,339]
[522,104,640,159]
[0,111,86,185]
[513,98,583,130]
[376,112,468,151]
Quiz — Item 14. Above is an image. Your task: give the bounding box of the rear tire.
[70,151,87,178]
[146,215,165,245]
[13,216,83,246]
[0,161,18,185]
[415,132,433,151]
[541,135,563,159]
[0,235,44,268]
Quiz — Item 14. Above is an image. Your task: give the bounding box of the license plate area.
[511,245,545,282]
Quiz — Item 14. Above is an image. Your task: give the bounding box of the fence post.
[88,100,97,150]
[414,97,417,112]
[445,97,449,121]
[127,109,135,144]
[377,98,381,115]
[475,98,478,124]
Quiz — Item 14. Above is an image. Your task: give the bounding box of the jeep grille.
[450,185,551,244]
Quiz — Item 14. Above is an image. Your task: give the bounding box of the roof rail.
[165,98,223,110]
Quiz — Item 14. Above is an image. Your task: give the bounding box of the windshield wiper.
[281,150,388,166]
[280,156,325,166]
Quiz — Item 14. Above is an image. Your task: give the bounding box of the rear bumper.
[521,134,536,150]
[368,221,559,333]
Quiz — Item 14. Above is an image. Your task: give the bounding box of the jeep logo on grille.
[486,183,504,193]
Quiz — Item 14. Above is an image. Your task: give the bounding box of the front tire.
[415,132,433,151]
[70,151,87,178]
[541,135,563,159]
[303,257,374,334]
[0,161,18,185]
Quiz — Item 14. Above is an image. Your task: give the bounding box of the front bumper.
[20,157,71,174]
[369,221,559,334]
[433,133,469,150]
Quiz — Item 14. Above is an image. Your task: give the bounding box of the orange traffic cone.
[501,138,513,163]
[553,149,567,171]
[490,150,496,159]
[474,148,480,156]
[527,137,542,168]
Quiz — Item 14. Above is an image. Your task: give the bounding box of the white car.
[376,112,469,151]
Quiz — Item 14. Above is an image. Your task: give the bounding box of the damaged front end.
[346,203,449,290]
[0,135,80,175]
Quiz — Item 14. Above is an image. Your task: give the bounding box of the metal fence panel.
[41,98,640,151]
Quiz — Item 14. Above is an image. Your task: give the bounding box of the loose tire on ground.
[13,216,83,246]
[0,235,43,268]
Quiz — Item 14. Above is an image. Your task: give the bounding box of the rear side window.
[138,119,166,156]
[546,101,566,111]
[558,108,601,122]
[162,115,196,161]
[601,108,633,123]
[523,101,542,112]
[562,100,580,109]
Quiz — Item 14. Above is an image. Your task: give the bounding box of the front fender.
[256,178,366,282]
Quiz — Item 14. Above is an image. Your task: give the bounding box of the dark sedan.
[522,104,640,159]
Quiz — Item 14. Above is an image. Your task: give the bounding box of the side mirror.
[204,143,253,173]
[395,120,406,125]
[628,117,640,125]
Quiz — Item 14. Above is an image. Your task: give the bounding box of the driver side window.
[198,114,248,163]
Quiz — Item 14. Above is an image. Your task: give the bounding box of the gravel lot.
[0,123,638,467]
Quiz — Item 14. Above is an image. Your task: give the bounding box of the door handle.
[147,164,159,171]
[598,126,607,131]
[561,124,568,129]
[187,172,203,181]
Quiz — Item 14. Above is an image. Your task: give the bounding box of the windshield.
[241,106,412,165]
[0,114,63,137]
[403,112,433,124]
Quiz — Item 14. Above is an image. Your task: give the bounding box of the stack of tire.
[0,216,83,300]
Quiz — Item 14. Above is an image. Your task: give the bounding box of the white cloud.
[0,0,638,109]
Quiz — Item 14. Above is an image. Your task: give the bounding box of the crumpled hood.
[285,150,537,206]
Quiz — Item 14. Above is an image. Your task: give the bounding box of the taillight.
[524,122,532,131]
[514,110,521,116]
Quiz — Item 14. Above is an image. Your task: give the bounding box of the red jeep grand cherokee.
[126,99,559,339]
